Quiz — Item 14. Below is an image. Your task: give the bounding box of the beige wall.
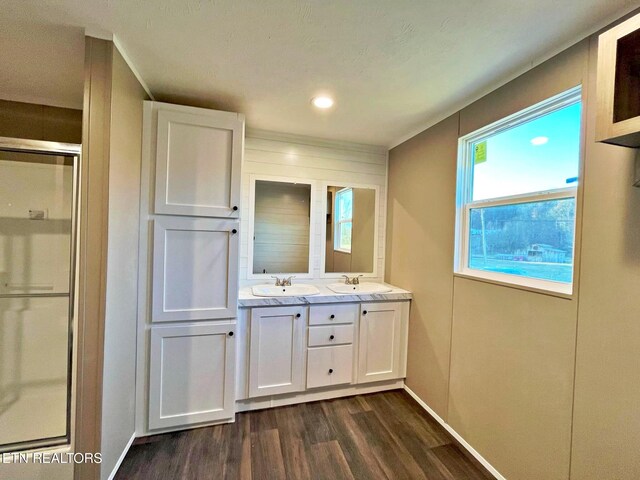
[385,113,459,417]
[0,99,81,143]
[447,40,588,480]
[75,37,147,480]
[449,279,577,479]
[386,17,640,480]
[99,46,147,480]
[570,34,640,480]
[74,36,113,480]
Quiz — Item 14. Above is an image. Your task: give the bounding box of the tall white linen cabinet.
[136,102,244,434]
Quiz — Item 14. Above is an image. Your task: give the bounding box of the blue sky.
[472,102,582,201]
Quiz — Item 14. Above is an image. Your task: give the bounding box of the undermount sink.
[251,284,320,297]
[326,282,392,294]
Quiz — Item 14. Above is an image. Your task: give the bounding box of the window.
[334,187,353,253]
[455,87,582,294]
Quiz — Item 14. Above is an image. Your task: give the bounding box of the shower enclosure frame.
[0,136,81,454]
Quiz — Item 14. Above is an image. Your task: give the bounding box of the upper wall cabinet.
[150,102,244,217]
[597,12,640,147]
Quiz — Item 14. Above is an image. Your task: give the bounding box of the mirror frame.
[247,174,317,280]
[319,181,380,279]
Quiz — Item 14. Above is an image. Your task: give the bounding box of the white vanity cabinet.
[237,299,409,407]
[148,322,236,430]
[152,103,243,218]
[248,306,307,397]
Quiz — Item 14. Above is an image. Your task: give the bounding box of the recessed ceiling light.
[531,136,549,146]
[312,96,334,109]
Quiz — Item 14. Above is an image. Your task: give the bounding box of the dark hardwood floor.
[115,390,493,480]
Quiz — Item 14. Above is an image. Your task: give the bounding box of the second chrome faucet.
[272,276,294,287]
[341,275,363,285]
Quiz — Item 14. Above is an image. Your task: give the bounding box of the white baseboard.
[237,380,404,412]
[107,432,136,480]
[404,386,506,480]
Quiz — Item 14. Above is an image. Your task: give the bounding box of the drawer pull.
[330,314,335,319]
[328,369,333,374]
[329,335,335,340]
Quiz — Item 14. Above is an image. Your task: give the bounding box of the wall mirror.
[249,178,314,277]
[323,184,378,276]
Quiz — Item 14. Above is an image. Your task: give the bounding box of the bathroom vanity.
[135,100,410,437]
[235,285,412,410]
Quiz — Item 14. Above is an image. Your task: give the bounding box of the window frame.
[454,86,582,295]
[334,187,353,254]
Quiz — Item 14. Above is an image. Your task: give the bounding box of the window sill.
[453,271,575,300]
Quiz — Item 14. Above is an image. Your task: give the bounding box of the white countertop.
[238,283,412,307]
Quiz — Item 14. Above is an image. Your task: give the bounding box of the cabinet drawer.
[307,345,353,389]
[309,304,358,325]
[308,324,354,347]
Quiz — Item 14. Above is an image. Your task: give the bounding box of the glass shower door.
[0,148,76,452]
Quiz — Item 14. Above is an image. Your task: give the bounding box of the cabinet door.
[249,306,306,397]
[357,302,404,383]
[148,323,236,430]
[154,107,243,217]
[152,217,239,322]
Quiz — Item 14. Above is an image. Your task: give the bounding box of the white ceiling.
[0,1,637,147]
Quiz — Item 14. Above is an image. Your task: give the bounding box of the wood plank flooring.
[115,390,493,480]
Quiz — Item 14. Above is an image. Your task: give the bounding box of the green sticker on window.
[474,141,487,164]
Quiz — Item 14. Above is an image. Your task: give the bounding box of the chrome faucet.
[272,276,294,287]
[341,275,363,285]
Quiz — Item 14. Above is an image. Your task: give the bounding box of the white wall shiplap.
[240,130,388,285]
